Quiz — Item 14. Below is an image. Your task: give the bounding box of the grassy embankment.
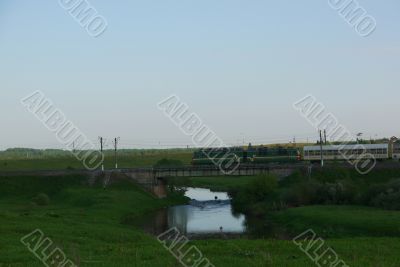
[181,169,400,266]
[270,205,400,238]
[2,154,400,267]
[1,174,400,266]
[0,174,187,266]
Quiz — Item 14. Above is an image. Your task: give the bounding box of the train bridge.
[118,164,307,197]
[0,163,308,198]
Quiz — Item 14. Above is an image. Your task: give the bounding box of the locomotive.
[192,145,301,165]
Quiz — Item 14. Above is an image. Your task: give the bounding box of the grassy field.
[0,151,192,171]
[270,205,400,238]
[194,237,400,267]
[2,159,400,266]
[0,174,188,266]
[1,174,400,266]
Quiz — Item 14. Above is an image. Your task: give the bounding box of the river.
[135,187,249,238]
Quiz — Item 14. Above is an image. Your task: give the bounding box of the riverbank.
[193,236,400,266]
[2,173,400,266]
[185,169,400,266]
[270,205,400,238]
[0,174,187,266]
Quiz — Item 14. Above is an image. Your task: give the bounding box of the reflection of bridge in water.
[136,186,247,237]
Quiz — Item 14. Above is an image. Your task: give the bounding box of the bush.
[372,191,400,210]
[232,169,400,215]
[280,179,359,207]
[231,174,278,215]
[32,193,50,206]
[246,174,278,202]
[369,179,400,210]
[280,180,320,206]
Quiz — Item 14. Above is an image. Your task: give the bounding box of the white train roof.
[304,143,388,151]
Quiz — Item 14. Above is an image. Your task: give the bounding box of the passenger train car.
[303,144,389,161]
[392,143,400,160]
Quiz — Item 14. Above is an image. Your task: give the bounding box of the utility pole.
[324,129,327,144]
[113,137,120,169]
[99,137,104,171]
[319,130,324,167]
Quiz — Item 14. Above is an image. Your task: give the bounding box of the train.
[191,142,400,165]
[192,145,301,165]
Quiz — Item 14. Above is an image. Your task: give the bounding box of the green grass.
[0,174,187,266]
[194,237,400,267]
[270,205,400,238]
[2,174,400,266]
[0,152,192,171]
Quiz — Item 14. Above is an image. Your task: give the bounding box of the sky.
[0,0,399,150]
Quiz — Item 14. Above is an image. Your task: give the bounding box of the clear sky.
[1,0,399,149]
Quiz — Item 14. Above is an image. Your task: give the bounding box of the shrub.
[280,179,359,206]
[32,193,50,206]
[246,174,278,202]
[280,180,322,206]
[232,169,400,215]
[370,179,400,210]
[372,191,400,210]
[231,174,278,214]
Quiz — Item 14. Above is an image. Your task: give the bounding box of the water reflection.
[168,203,245,234]
[185,187,230,201]
[137,187,246,236]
